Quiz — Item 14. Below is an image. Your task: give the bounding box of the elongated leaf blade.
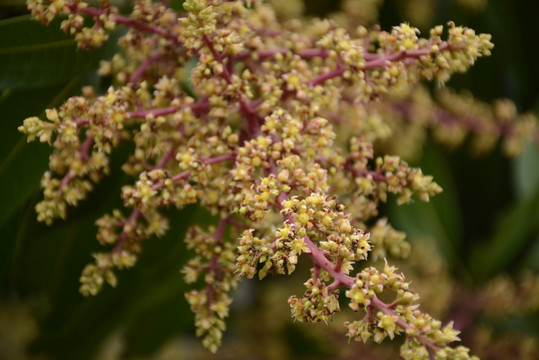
[0,15,118,89]
[470,186,539,281]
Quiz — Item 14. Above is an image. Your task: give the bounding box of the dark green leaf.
[180,56,198,98]
[388,143,466,273]
[0,15,120,89]
[169,0,186,12]
[521,235,539,272]
[513,141,539,199]
[469,185,539,281]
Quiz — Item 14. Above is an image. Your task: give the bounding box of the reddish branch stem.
[233,48,330,61]
[155,146,178,169]
[202,33,451,352]
[128,107,178,119]
[225,217,247,228]
[152,153,235,191]
[307,67,347,87]
[204,153,236,165]
[278,196,442,353]
[201,34,261,137]
[343,163,388,183]
[327,279,343,293]
[67,3,172,39]
[169,170,191,184]
[308,43,458,87]
[129,51,164,83]
[112,208,143,255]
[110,146,236,258]
[59,8,470,352]
[58,133,95,195]
[306,218,441,352]
[234,43,460,88]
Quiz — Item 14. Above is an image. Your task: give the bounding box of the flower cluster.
[289,276,341,324]
[18,88,128,224]
[182,220,238,353]
[351,85,539,159]
[345,263,465,356]
[20,0,524,358]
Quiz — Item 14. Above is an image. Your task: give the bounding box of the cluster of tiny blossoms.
[20,0,496,357]
[347,84,539,159]
[345,262,469,360]
[182,220,238,353]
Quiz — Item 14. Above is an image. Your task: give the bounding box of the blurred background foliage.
[0,0,538,359]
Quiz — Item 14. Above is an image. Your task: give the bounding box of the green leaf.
[0,0,27,8]
[521,235,539,272]
[0,15,120,89]
[513,141,539,199]
[469,185,539,282]
[417,143,464,250]
[180,56,198,98]
[0,139,50,226]
[169,0,186,12]
[388,143,464,269]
